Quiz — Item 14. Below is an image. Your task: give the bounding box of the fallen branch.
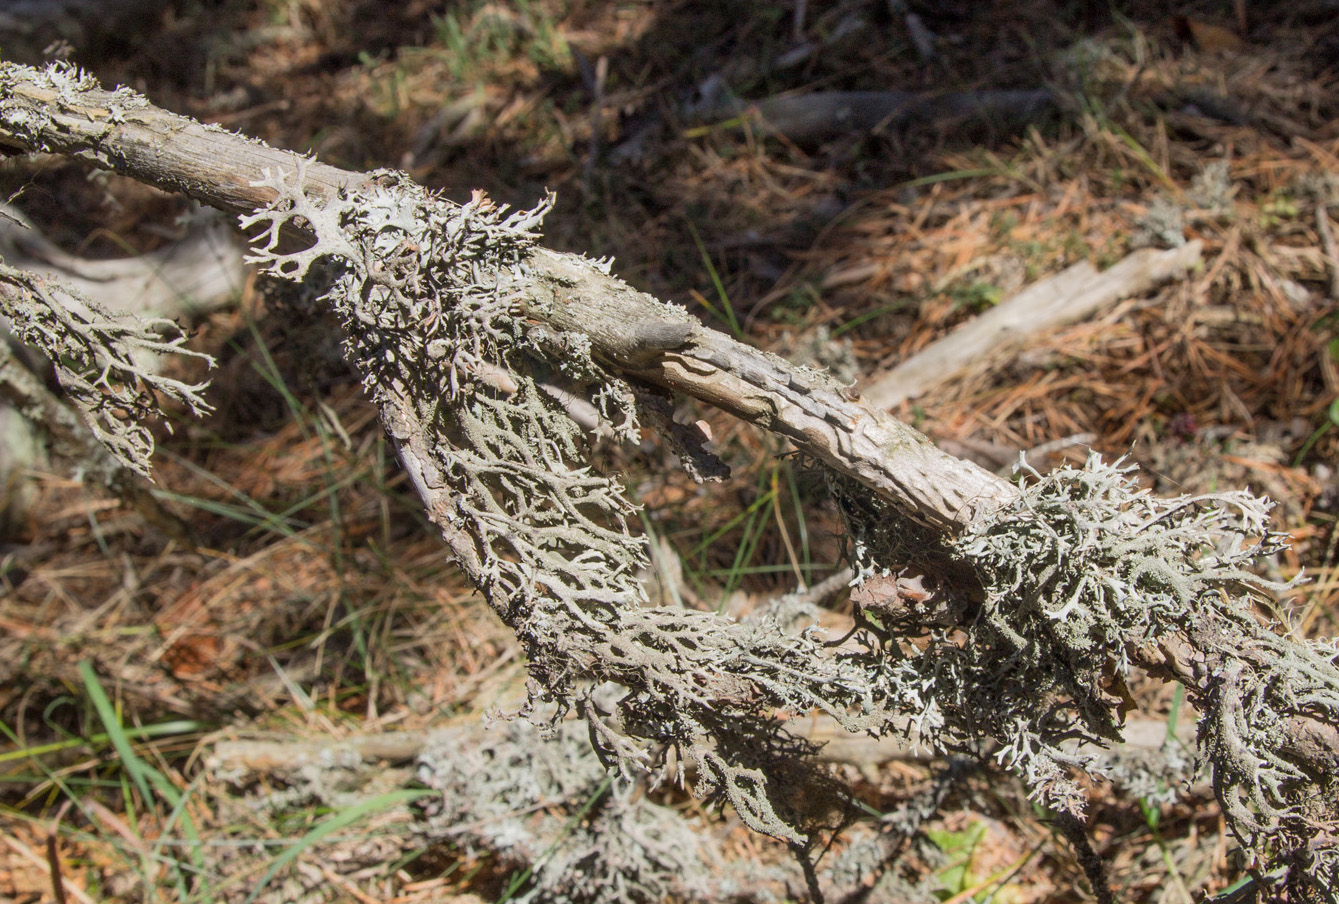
[1,62,1334,897]
[207,713,1197,775]
[863,242,1204,410]
[688,87,1054,145]
[0,61,1008,532]
[0,202,243,321]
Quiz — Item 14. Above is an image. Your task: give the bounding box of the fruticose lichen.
[411,713,975,904]
[0,262,214,477]
[2,57,1333,900]
[842,453,1337,899]
[239,163,874,845]
[237,155,1337,897]
[415,717,754,904]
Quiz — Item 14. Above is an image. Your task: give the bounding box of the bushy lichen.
[2,57,1332,900]
[842,453,1337,898]
[1132,195,1187,248]
[412,715,943,904]
[240,160,1337,895]
[240,163,873,845]
[0,263,213,477]
[415,719,735,904]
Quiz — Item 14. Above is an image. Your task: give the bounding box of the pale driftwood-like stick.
[863,242,1203,410]
[0,62,1014,534]
[205,715,1199,777]
[696,88,1053,145]
[0,204,244,320]
[209,733,431,775]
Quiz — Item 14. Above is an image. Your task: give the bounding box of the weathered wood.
[0,61,1017,534]
[864,242,1204,410]
[0,203,243,319]
[206,713,1196,775]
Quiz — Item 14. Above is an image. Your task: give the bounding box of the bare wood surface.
[864,243,1204,410]
[0,203,244,320]
[205,715,1199,776]
[0,61,1016,533]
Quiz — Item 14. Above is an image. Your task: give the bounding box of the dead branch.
[690,87,1054,145]
[1,62,1335,893]
[0,202,243,320]
[207,713,1197,775]
[863,242,1204,410]
[0,60,1012,532]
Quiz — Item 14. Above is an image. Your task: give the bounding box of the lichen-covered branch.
[0,58,1010,532]
[0,261,213,478]
[2,61,1336,898]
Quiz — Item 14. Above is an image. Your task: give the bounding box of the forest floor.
[1,1,1337,902]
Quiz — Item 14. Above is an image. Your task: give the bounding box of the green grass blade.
[78,661,157,807]
[0,720,203,765]
[686,219,742,338]
[244,789,433,904]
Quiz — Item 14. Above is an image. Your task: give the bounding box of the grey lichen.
[1188,160,1237,215]
[40,59,97,97]
[1132,195,1186,248]
[412,714,925,904]
[239,163,873,845]
[415,719,736,904]
[840,453,1337,898]
[239,158,1337,894]
[0,62,104,148]
[0,264,214,477]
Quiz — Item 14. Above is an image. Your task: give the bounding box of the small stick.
[864,244,1202,410]
[583,55,608,193]
[1316,203,1339,301]
[46,800,71,904]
